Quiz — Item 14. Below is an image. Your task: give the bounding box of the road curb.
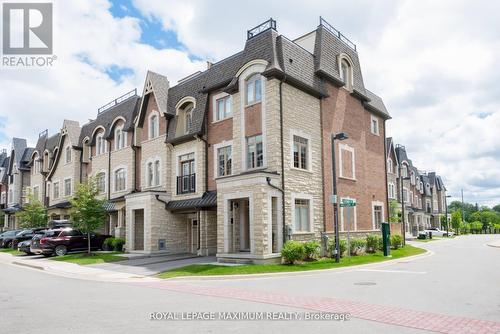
[486,241,500,248]
[163,249,433,281]
[12,261,45,271]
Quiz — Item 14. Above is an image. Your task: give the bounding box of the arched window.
[387,158,393,174]
[154,160,160,186]
[185,106,193,134]
[115,126,125,150]
[149,113,159,139]
[114,168,126,191]
[245,74,262,105]
[96,132,106,155]
[147,162,153,187]
[339,57,353,90]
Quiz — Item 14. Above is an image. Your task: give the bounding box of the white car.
[424,228,454,237]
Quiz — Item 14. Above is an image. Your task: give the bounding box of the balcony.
[177,174,196,195]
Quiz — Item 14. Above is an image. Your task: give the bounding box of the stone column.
[114,209,126,239]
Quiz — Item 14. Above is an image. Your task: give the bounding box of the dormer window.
[115,126,126,150]
[185,106,193,133]
[96,133,106,155]
[149,113,159,139]
[339,56,353,90]
[245,74,262,105]
[215,95,232,121]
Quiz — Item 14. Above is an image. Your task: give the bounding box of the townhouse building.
[1,138,34,229]
[2,18,401,263]
[387,138,447,237]
[0,150,8,226]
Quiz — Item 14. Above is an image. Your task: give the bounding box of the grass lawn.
[158,245,425,279]
[0,248,24,256]
[49,252,126,265]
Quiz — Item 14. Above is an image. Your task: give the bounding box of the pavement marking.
[134,281,500,334]
[358,269,427,274]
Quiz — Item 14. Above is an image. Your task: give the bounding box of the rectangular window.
[373,205,383,229]
[294,199,310,232]
[64,179,71,196]
[53,182,59,199]
[115,169,126,192]
[388,183,395,199]
[33,186,39,201]
[178,153,195,194]
[293,135,308,170]
[154,161,160,186]
[403,188,409,203]
[216,95,232,121]
[246,135,263,169]
[65,147,71,163]
[371,116,379,135]
[217,146,232,177]
[96,173,105,194]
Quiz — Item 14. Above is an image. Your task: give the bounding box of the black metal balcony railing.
[177,174,195,195]
[247,18,277,40]
[319,16,357,51]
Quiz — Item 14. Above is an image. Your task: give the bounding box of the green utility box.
[381,222,391,257]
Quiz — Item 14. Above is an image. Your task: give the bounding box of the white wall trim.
[289,129,313,172]
[339,143,356,180]
[213,140,233,179]
[371,200,385,230]
[212,92,232,123]
[223,192,254,254]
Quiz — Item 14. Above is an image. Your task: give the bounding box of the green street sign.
[340,199,356,207]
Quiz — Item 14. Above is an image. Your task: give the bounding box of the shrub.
[281,240,305,264]
[112,238,126,252]
[366,234,381,253]
[103,237,115,251]
[349,238,366,255]
[327,238,347,258]
[303,240,320,260]
[390,235,403,249]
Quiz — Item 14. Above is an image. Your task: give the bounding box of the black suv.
[11,228,47,249]
[0,230,22,248]
[35,228,111,256]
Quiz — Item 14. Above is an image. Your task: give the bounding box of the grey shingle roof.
[365,89,390,118]
[63,120,81,146]
[79,95,140,146]
[11,138,27,167]
[395,146,408,164]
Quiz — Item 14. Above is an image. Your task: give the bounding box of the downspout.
[279,79,286,244]
[131,144,138,192]
[194,134,208,193]
[107,141,111,201]
[79,149,83,183]
[383,121,390,225]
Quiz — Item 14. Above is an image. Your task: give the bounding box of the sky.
[0,0,499,206]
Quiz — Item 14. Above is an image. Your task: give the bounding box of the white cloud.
[1,0,498,206]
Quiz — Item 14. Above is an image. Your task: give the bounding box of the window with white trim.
[53,182,60,199]
[245,74,262,105]
[114,168,126,192]
[410,191,414,204]
[339,144,355,179]
[217,146,232,177]
[96,133,106,155]
[403,188,409,203]
[147,160,161,187]
[340,58,352,90]
[373,204,383,229]
[33,186,39,201]
[293,135,308,170]
[65,146,71,163]
[154,160,160,186]
[149,113,159,139]
[115,126,126,150]
[371,115,380,135]
[294,198,310,232]
[64,178,71,197]
[216,95,232,121]
[96,172,106,194]
[387,158,393,174]
[388,182,395,199]
[246,135,263,169]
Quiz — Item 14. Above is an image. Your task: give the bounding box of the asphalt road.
[1,235,499,334]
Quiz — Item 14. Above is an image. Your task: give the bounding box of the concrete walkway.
[88,254,217,276]
[486,239,500,248]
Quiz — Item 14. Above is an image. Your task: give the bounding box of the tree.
[450,211,463,234]
[388,199,400,223]
[440,214,448,230]
[70,178,106,254]
[493,204,500,214]
[16,194,47,229]
[448,201,477,223]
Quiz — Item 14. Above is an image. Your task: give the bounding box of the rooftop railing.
[98,88,137,114]
[319,16,356,51]
[247,18,277,40]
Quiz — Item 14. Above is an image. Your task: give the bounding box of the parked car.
[0,230,22,248]
[48,220,71,228]
[424,228,454,237]
[30,229,62,255]
[11,228,47,249]
[36,228,111,256]
[17,240,33,255]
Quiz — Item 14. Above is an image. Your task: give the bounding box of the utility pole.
[461,189,465,224]
[331,133,348,263]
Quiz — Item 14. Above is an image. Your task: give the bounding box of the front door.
[191,219,199,253]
